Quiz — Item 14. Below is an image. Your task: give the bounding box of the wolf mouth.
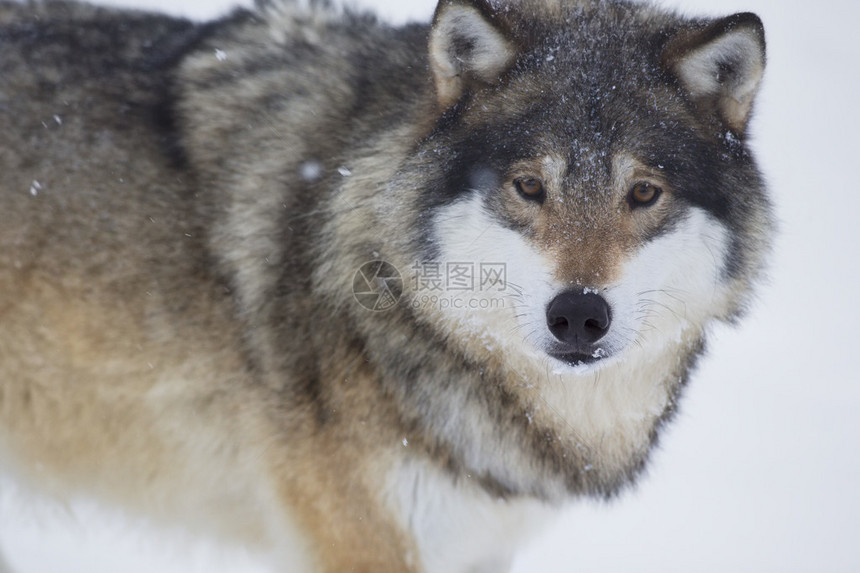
[549,350,606,367]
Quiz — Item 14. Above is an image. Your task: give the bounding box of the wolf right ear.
[429,0,516,108]
[664,13,766,134]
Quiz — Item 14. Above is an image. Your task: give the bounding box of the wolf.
[0,0,771,571]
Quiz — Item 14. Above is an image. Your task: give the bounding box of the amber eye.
[629,182,662,208]
[515,177,545,202]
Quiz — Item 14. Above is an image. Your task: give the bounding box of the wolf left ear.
[429,0,516,108]
[664,13,766,133]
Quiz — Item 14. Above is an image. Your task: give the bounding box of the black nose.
[546,290,612,346]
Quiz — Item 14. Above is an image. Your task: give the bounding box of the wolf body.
[0,0,771,571]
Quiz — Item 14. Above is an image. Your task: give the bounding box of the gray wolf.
[0,0,772,571]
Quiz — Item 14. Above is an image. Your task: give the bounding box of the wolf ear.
[429,0,516,108]
[664,13,766,133]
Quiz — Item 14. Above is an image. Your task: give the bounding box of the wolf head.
[412,0,771,376]
[286,0,775,496]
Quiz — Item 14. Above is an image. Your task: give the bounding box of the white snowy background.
[2,0,858,571]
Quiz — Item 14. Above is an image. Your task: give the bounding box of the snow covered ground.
[2,0,859,571]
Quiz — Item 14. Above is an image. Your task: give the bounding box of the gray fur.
[0,1,772,570]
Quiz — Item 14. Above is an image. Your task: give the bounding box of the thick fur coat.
[0,1,771,571]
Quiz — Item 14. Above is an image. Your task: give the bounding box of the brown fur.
[0,1,771,570]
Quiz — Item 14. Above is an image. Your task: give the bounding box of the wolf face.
[417,3,770,378]
[432,192,734,374]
